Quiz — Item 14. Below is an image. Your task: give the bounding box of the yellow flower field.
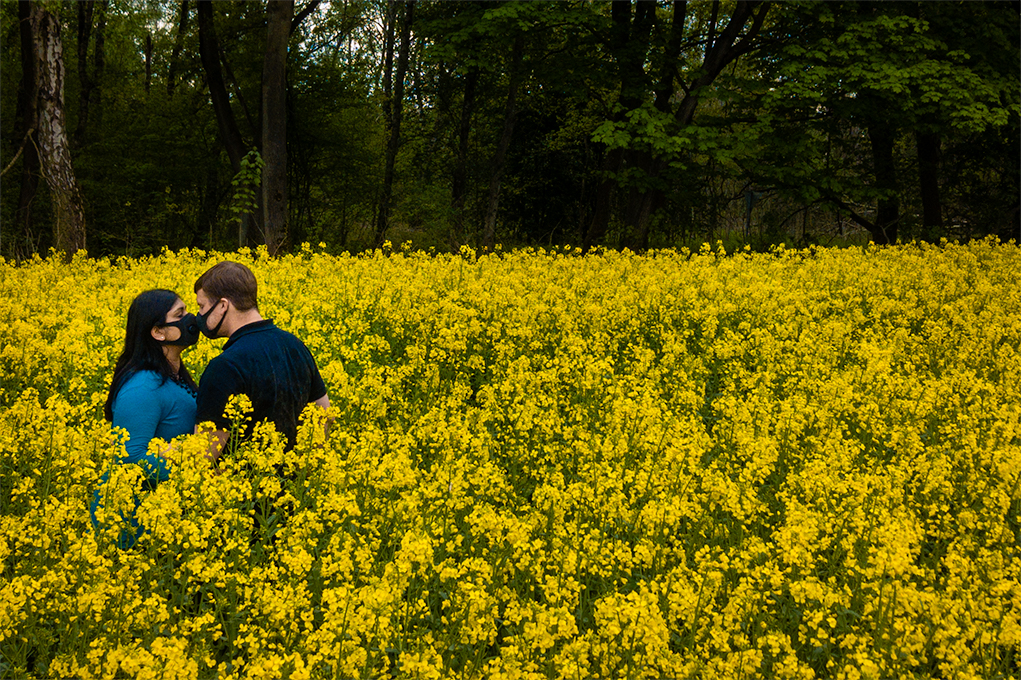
[1,240,1019,679]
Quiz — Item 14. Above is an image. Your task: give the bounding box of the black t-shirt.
[196,319,327,450]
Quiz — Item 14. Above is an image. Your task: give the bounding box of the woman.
[90,289,200,548]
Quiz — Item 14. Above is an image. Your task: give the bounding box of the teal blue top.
[91,370,196,548]
[111,370,197,481]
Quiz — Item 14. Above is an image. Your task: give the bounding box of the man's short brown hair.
[195,261,258,311]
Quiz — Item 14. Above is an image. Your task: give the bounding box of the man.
[193,261,329,463]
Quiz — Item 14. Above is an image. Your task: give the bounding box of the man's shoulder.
[240,322,309,350]
[200,350,244,382]
[272,325,310,347]
[205,346,237,365]
[210,322,308,367]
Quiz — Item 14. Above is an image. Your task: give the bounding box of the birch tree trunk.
[30,2,87,257]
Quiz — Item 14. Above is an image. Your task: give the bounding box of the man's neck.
[226,309,265,337]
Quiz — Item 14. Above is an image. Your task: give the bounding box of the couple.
[90,261,329,548]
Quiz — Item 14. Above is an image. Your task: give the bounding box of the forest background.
[1,0,1018,260]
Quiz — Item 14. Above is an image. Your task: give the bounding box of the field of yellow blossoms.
[1,240,1019,679]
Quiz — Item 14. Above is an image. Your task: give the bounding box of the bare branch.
[0,129,35,178]
[290,0,321,35]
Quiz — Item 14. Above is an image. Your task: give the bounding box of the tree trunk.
[16,0,41,255]
[582,148,623,252]
[200,163,219,248]
[198,0,256,246]
[261,0,293,255]
[73,1,107,147]
[582,0,655,252]
[92,2,108,130]
[868,120,899,245]
[450,67,478,248]
[378,1,396,100]
[374,1,414,247]
[144,32,153,93]
[916,130,942,236]
[30,2,87,257]
[220,41,258,140]
[623,155,662,250]
[588,0,767,250]
[198,1,246,172]
[374,1,396,244]
[167,1,190,96]
[612,0,655,111]
[654,1,688,113]
[482,35,524,251]
[74,1,94,148]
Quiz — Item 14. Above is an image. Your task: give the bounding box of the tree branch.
[290,0,321,35]
[732,3,771,59]
[0,129,34,178]
[824,195,878,233]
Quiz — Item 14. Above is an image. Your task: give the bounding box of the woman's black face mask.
[158,313,200,347]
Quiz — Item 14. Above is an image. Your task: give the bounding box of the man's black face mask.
[197,300,227,339]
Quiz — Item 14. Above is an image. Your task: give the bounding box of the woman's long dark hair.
[104,289,198,422]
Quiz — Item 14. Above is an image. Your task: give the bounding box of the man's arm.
[194,359,243,470]
[195,423,229,468]
[312,392,332,439]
